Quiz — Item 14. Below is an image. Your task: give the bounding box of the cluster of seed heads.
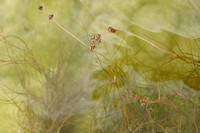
[89,34,101,50]
[38,6,54,20]
[38,5,118,51]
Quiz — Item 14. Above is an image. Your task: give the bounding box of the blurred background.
[0,0,200,132]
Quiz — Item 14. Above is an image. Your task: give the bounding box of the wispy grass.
[0,33,93,133]
[0,1,200,133]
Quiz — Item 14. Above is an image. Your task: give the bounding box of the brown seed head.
[108,27,116,33]
[90,45,95,50]
[96,34,101,39]
[91,43,95,47]
[49,14,54,20]
[96,39,101,43]
[96,34,101,43]
[38,6,43,10]
[90,35,95,42]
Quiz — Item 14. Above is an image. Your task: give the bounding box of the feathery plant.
[0,0,200,132]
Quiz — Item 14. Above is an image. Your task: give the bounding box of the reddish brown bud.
[38,6,43,10]
[108,27,116,33]
[49,14,54,20]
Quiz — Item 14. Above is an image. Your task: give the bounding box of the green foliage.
[0,0,200,133]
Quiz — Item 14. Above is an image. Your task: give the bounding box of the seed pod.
[96,39,101,43]
[90,35,95,43]
[108,27,116,33]
[96,34,101,43]
[90,45,95,50]
[96,34,101,40]
[38,6,43,10]
[49,14,54,20]
[91,43,95,47]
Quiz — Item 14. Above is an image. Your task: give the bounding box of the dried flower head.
[96,38,101,43]
[108,27,116,33]
[89,34,102,50]
[96,34,101,40]
[38,6,43,10]
[90,35,95,43]
[90,45,95,50]
[91,43,95,47]
[96,34,101,43]
[49,14,54,20]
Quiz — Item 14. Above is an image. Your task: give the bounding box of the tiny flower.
[49,14,54,20]
[90,35,95,43]
[96,34,101,43]
[38,6,43,10]
[96,38,101,43]
[91,43,95,47]
[96,34,101,40]
[108,27,116,33]
[90,45,95,50]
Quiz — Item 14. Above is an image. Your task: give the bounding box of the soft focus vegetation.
[0,0,200,133]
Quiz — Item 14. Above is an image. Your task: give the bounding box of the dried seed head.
[91,43,95,47]
[96,34,101,43]
[49,14,54,20]
[90,35,95,40]
[108,27,116,33]
[96,34,101,39]
[38,6,43,10]
[96,39,101,43]
[90,35,95,42]
[90,45,95,50]
[90,43,96,50]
